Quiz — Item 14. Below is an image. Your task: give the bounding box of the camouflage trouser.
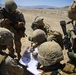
[8,35,21,58]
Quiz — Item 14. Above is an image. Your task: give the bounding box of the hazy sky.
[0,0,73,7]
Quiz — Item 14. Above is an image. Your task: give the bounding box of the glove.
[18,22,24,28]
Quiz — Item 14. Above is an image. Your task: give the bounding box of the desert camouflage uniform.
[0,0,26,60]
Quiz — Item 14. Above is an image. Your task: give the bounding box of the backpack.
[47,30,63,49]
[68,0,76,20]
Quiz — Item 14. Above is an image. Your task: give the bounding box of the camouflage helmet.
[38,41,63,66]
[0,27,14,45]
[31,16,45,30]
[29,29,46,43]
[34,16,44,23]
[5,0,17,12]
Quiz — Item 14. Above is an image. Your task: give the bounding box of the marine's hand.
[18,22,24,28]
[32,52,38,58]
[30,47,34,52]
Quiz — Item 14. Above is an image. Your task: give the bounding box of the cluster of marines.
[0,0,76,75]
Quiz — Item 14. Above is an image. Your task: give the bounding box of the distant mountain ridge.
[18,5,58,9]
[0,4,68,9]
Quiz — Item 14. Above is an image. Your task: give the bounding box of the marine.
[37,41,76,75]
[0,27,24,75]
[28,29,46,57]
[0,0,26,60]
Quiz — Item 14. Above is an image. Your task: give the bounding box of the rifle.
[60,20,71,49]
[0,7,26,36]
[60,20,75,60]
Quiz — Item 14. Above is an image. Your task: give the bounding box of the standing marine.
[0,0,26,60]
